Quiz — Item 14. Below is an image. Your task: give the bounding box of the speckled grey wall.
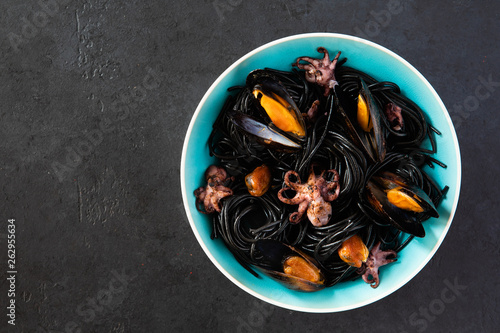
[0,0,498,332]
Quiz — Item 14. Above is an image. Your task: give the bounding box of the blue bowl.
[180,33,461,312]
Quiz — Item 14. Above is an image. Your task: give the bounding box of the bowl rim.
[180,32,462,312]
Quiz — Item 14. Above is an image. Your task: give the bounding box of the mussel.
[245,165,272,197]
[228,110,301,151]
[337,234,369,268]
[337,79,387,162]
[364,171,439,237]
[252,239,325,292]
[247,70,307,142]
[227,70,308,151]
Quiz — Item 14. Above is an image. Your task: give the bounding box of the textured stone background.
[0,0,498,332]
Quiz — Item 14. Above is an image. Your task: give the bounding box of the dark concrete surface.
[0,0,498,332]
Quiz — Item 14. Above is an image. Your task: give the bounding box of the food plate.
[180,33,461,312]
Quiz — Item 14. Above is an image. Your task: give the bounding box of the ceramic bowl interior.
[181,33,461,312]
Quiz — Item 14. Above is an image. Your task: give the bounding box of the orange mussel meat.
[338,234,369,268]
[245,165,272,197]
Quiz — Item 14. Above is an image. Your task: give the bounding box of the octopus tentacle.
[327,50,341,70]
[289,211,303,224]
[360,242,397,288]
[277,187,304,205]
[320,169,340,201]
[322,182,340,202]
[289,200,310,224]
[194,187,207,213]
[294,57,321,69]
[317,47,331,67]
[283,170,302,190]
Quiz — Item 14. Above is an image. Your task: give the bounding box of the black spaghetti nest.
[203,56,447,288]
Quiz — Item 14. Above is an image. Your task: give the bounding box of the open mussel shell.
[337,79,387,163]
[252,239,325,292]
[365,171,439,237]
[228,110,301,152]
[247,70,307,142]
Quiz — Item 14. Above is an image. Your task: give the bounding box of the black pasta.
[197,48,448,291]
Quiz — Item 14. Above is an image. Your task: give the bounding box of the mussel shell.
[373,171,439,217]
[253,239,325,292]
[337,79,387,163]
[258,268,325,292]
[228,110,301,152]
[365,171,439,237]
[366,179,425,237]
[246,69,279,90]
[247,70,306,142]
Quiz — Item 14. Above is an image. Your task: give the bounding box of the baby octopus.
[278,166,340,227]
[194,165,233,214]
[293,47,341,96]
[360,242,397,288]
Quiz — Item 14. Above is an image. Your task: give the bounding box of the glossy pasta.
[196,48,448,290]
